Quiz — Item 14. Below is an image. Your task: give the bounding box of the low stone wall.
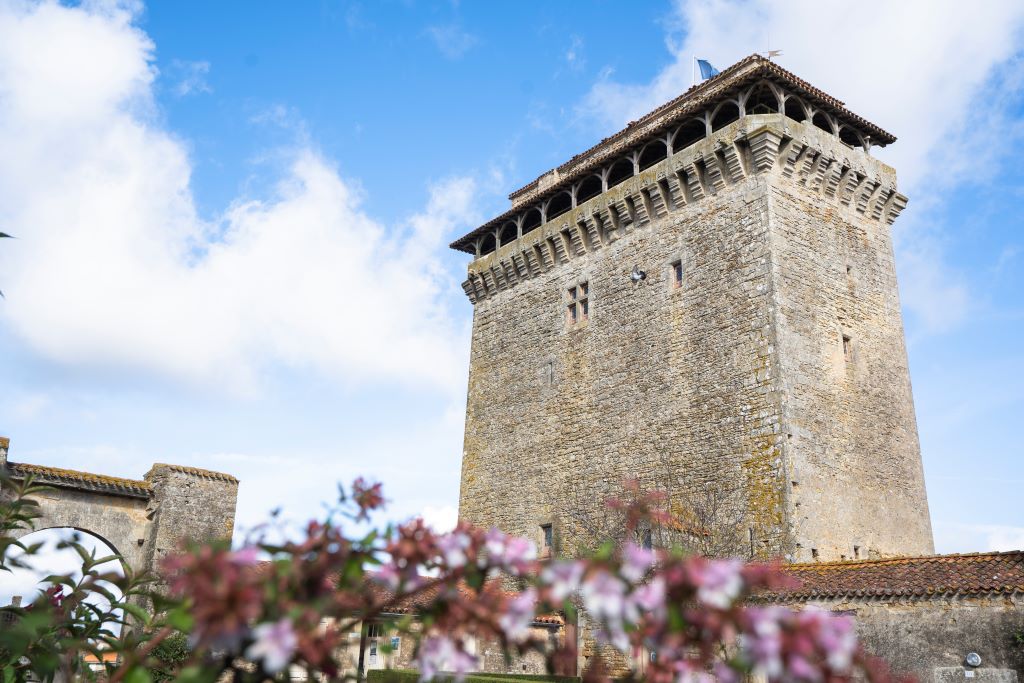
[821,595,1023,682]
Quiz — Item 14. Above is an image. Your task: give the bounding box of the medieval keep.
[452,54,934,564]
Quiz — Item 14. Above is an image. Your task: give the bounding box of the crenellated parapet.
[459,115,907,304]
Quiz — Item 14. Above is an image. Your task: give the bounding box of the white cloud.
[0,1,475,396]
[579,0,1024,336]
[168,59,211,97]
[565,35,584,71]
[5,392,51,421]
[421,504,458,533]
[934,521,1024,554]
[425,24,478,60]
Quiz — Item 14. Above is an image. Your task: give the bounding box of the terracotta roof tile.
[5,461,152,498]
[146,463,238,484]
[765,551,1024,601]
[451,53,896,253]
[365,576,563,626]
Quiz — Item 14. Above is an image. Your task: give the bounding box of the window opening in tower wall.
[842,335,853,363]
[671,260,683,288]
[567,282,589,326]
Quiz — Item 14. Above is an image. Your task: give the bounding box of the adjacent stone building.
[766,551,1024,683]
[0,436,238,582]
[452,54,933,563]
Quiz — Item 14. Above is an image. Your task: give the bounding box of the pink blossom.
[674,660,715,683]
[374,564,402,591]
[627,576,666,621]
[228,546,261,566]
[499,588,537,643]
[743,607,784,678]
[694,558,743,609]
[540,560,584,602]
[417,635,477,683]
[245,618,297,674]
[436,530,472,568]
[806,609,856,671]
[581,570,629,650]
[483,528,536,574]
[787,654,820,681]
[621,543,656,582]
[484,527,507,562]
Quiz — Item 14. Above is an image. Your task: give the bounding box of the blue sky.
[0,0,1022,571]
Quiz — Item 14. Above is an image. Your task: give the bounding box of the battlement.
[451,54,896,259]
[459,115,907,304]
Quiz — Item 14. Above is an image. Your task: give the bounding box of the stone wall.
[809,595,1024,682]
[458,116,933,562]
[0,438,239,586]
[767,169,934,561]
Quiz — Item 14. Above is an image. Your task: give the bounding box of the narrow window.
[853,545,860,559]
[811,548,819,560]
[566,282,589,326]
[671,260,683,288]
[842,335,853,363]
[541,523,553,550]
[641,528,653,550]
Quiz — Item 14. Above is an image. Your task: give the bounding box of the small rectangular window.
[566,282,589,327]
[541,523,553,549]
[367,623,384,638]
[671,260,683,288]
[842,335,853,363]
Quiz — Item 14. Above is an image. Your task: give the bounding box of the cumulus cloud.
[0,1,474,396]
[579,0,1024,336]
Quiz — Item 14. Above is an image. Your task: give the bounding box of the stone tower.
[451,55,933,563]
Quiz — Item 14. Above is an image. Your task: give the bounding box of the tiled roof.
[767,551,1024,601]
[510,54,893,203]
[146,463,238,484]
[451,53,896,253]
[5,462,153,498]
[366,576,564,626]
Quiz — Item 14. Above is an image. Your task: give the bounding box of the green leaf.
[174,664,218,683]
[165,608,194,633]
[123,665,153,683]
[121,603,152,626]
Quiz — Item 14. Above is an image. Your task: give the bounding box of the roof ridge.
[147,463,239,483]
[6,461,152,492]
[786,550,1024,571]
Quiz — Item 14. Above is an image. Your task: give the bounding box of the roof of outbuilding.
[5,461,153,498]
[767,551,1024,601]
[450,53,896,253]
[364,576,564,626]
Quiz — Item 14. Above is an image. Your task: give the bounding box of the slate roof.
[768,551,1024,601]
[5,461,153,498]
